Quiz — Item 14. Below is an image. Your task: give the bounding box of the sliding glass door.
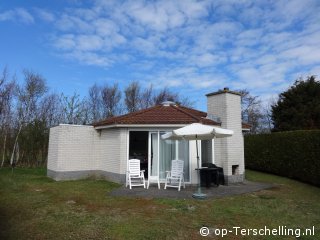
[149,131,190,182]
[149,132,159,179]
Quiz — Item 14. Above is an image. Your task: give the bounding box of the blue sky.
[1,0,320,111]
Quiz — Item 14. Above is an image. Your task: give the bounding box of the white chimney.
[206,88,244,184]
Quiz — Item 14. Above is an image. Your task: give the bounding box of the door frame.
[148,131,191,183]
[127,129,192,184]
[148,131,159,180]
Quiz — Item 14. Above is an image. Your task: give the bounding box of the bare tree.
[17,70,48,122]
[140,84,154,109]
[101,83,122,118]
[259,97,277,133]
[153,87,179,105]
[238,89,263,134]
[176,96,194,108]
[151,87,194,107]
[11,70,48,166]
[39,93,63,127]
[60,92,87,124]
[88,83,102,123]
[125,81,141,113]
[0,67,16,167]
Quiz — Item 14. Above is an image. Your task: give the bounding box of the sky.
[1,0,320,111]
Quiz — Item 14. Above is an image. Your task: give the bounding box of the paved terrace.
[109,181,274,199]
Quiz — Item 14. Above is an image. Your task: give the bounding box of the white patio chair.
[126,159,146,189]
[164,160,185,191]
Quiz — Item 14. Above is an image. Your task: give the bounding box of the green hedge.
[244,130,320,186]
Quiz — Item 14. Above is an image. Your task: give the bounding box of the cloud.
[54,34,76,50]
[63,50,112,67]
[77,35,104,51]
[23,0,319,101]
[35,8,55,22]
[0,8,34,24]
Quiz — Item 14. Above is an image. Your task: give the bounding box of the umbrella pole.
[192,136,206,199]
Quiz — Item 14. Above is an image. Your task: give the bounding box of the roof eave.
[94,124,190,130]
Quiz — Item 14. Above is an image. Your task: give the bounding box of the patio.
[109,180,274,199]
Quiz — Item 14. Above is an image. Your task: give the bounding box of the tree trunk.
[10,124,23,166]
[1,133,7,168]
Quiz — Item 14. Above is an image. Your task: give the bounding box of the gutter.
[94,124,188,130]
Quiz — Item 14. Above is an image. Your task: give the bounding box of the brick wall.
[47,125,99,172]
[47,124,127,182]
[207,91,245,183]
[95,128,127,175]
[47,126,59,171]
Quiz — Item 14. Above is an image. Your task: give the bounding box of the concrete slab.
[109,180,274,199]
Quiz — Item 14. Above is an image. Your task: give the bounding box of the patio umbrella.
[161,123,233,199]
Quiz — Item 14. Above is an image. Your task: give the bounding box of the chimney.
[206,88,244,184]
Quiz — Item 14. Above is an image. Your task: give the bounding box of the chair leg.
[158,179,160,189]
[178,177,182,191]
[129,178,132,189]
[141,174,145,188]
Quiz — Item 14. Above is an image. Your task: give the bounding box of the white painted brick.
[207,92,245,177]
[47,125,99,172]
[94,128,127,174]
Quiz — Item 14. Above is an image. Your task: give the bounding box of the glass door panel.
[149,132,159,178]
[159,134,176,179]
[149,131,190,182]
[178,139,190,181]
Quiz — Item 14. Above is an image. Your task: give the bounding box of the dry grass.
[0,168,319,240]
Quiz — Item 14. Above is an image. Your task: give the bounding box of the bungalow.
[47,88,249,185]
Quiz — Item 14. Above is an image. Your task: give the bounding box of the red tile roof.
[93,104,220,127]
[93,103,251,130]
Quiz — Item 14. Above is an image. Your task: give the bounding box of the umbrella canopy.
[161,123,233,141]
[161,123,233,199]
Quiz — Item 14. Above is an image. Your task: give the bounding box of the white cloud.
[281,46,320,65]
[54,34,76,50]
[0,10,14,21]
[308,66,320,77]
[35,8,55,22]
[30,0,320,99]
[15,8,34,24]
[76,35,104,51]
[55,14,92,32]
[0,8,34,24]
[64,50,112,67]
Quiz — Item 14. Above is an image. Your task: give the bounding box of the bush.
[245,130,320,186]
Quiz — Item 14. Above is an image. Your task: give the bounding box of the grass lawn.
[0,168,319,240]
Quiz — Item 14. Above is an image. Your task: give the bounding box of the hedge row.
[244,130,320,186]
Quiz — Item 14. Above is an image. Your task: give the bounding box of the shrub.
[245,130,320,186]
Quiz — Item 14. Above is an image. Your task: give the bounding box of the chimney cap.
[206,87,241,97]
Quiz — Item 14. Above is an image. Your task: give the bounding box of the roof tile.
[93,104,219,127]
[93,104,251,130]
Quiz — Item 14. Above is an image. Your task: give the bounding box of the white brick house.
[47,88,250,185]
